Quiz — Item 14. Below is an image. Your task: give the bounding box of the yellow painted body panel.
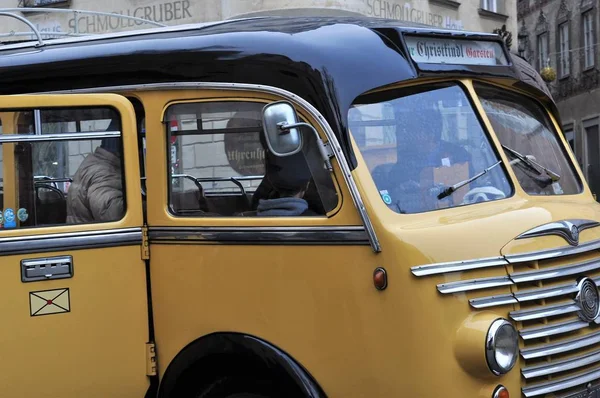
[0,247,149,397]
[140,84,556,397]
[0,80,596,397]
[0,95,149,396]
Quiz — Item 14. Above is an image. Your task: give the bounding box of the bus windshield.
[348,83,512,214]
[474,83,582,196]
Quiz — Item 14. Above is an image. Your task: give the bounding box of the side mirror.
[262,101,303,157]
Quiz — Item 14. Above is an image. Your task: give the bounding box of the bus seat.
[171,189,209,214]
[204,194,250,216]
[36,185,67,225]
[250,176,324,214]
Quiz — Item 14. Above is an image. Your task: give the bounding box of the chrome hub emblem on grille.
[576,277,600,322]
[571,225,580,243]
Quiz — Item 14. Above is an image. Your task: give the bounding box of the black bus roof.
[0,16,555,168]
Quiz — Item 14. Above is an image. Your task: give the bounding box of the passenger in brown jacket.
[66,133,124,224]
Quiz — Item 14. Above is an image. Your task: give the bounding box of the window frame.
[583,116,600,182]
[0,98,139,231]
[162,98,341,219]
[537,31,549,71]
[558,21,571,78]
[562,122,576,153]
[583,10,596,70]
[473,82,584,197]
[481,0,498,13]
[348,80,515,215]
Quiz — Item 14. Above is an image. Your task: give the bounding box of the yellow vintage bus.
[0,12,595,398]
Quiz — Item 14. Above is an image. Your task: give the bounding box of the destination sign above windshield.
[404,36,508,66]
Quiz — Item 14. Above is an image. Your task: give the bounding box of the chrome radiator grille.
[411,238,600,398]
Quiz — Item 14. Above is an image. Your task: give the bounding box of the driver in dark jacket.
[372,109,471,213]
[256,151,317,217]
[66,120,124,223]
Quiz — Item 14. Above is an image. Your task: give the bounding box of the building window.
[537,32,548,70]
[481,0,498,13]
[559,22,570,77]
[563,125,575,152]
[583,11,595,69]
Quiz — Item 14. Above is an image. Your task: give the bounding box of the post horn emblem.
[516,219,600,246]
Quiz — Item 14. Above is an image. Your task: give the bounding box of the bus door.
[0,94,149,397]
[142,90,377,391]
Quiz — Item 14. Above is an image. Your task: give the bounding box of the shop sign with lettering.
[224,132,265,176]
[404,37,508,66]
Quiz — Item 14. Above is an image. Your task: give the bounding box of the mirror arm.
[279,122,333,171]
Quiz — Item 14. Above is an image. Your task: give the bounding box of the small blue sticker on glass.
[380,190,393,205]
[4,208,16,228]
[17,208,28,222]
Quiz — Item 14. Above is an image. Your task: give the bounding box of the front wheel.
[195,375,280,398]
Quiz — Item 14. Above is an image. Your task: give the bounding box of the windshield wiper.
[501,145,561,183]
[437,160,502,200]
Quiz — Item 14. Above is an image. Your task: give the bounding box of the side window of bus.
[0,118,3,213]
[0,107,125,228]
[166,101,338,217]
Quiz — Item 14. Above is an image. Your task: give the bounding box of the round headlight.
[486,318,518,375]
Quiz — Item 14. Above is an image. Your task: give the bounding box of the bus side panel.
[0,246,149,397]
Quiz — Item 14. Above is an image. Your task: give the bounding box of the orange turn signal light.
[493,385,509,398]
[373,267,387,290]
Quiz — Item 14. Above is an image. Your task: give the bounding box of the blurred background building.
[0,0,516,42]
[518,0,600,197]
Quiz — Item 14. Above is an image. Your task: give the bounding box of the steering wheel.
[462,186,506,205]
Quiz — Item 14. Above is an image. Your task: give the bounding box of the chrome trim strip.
[437,276,512,294]
[411,257,507,277]
[514,281,581,302]
[149,226,370,245]
[522,348,600,379]
[522,366,600,397]
[40,82,381,253]
[516,219,600,247]
[0,228,142,256]
[520,330,600,360]
[470,294,517,309]
[413,238,600,278]
[509,301,580,322]
[0,11,45,47]
[510,258,600,283]
[0,131,120,143]
[519,319,589,340]
[505,238,600,264]
[470,278,600,309]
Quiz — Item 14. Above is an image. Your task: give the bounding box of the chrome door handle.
[21,255,73,282]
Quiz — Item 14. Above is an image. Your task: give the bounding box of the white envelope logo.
[29,288,70,316]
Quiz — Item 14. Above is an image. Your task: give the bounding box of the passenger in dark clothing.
[256,151,318,217]
[372,109,472,213]
[394,109,470,178]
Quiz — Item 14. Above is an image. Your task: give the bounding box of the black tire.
[195,374,279,398]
